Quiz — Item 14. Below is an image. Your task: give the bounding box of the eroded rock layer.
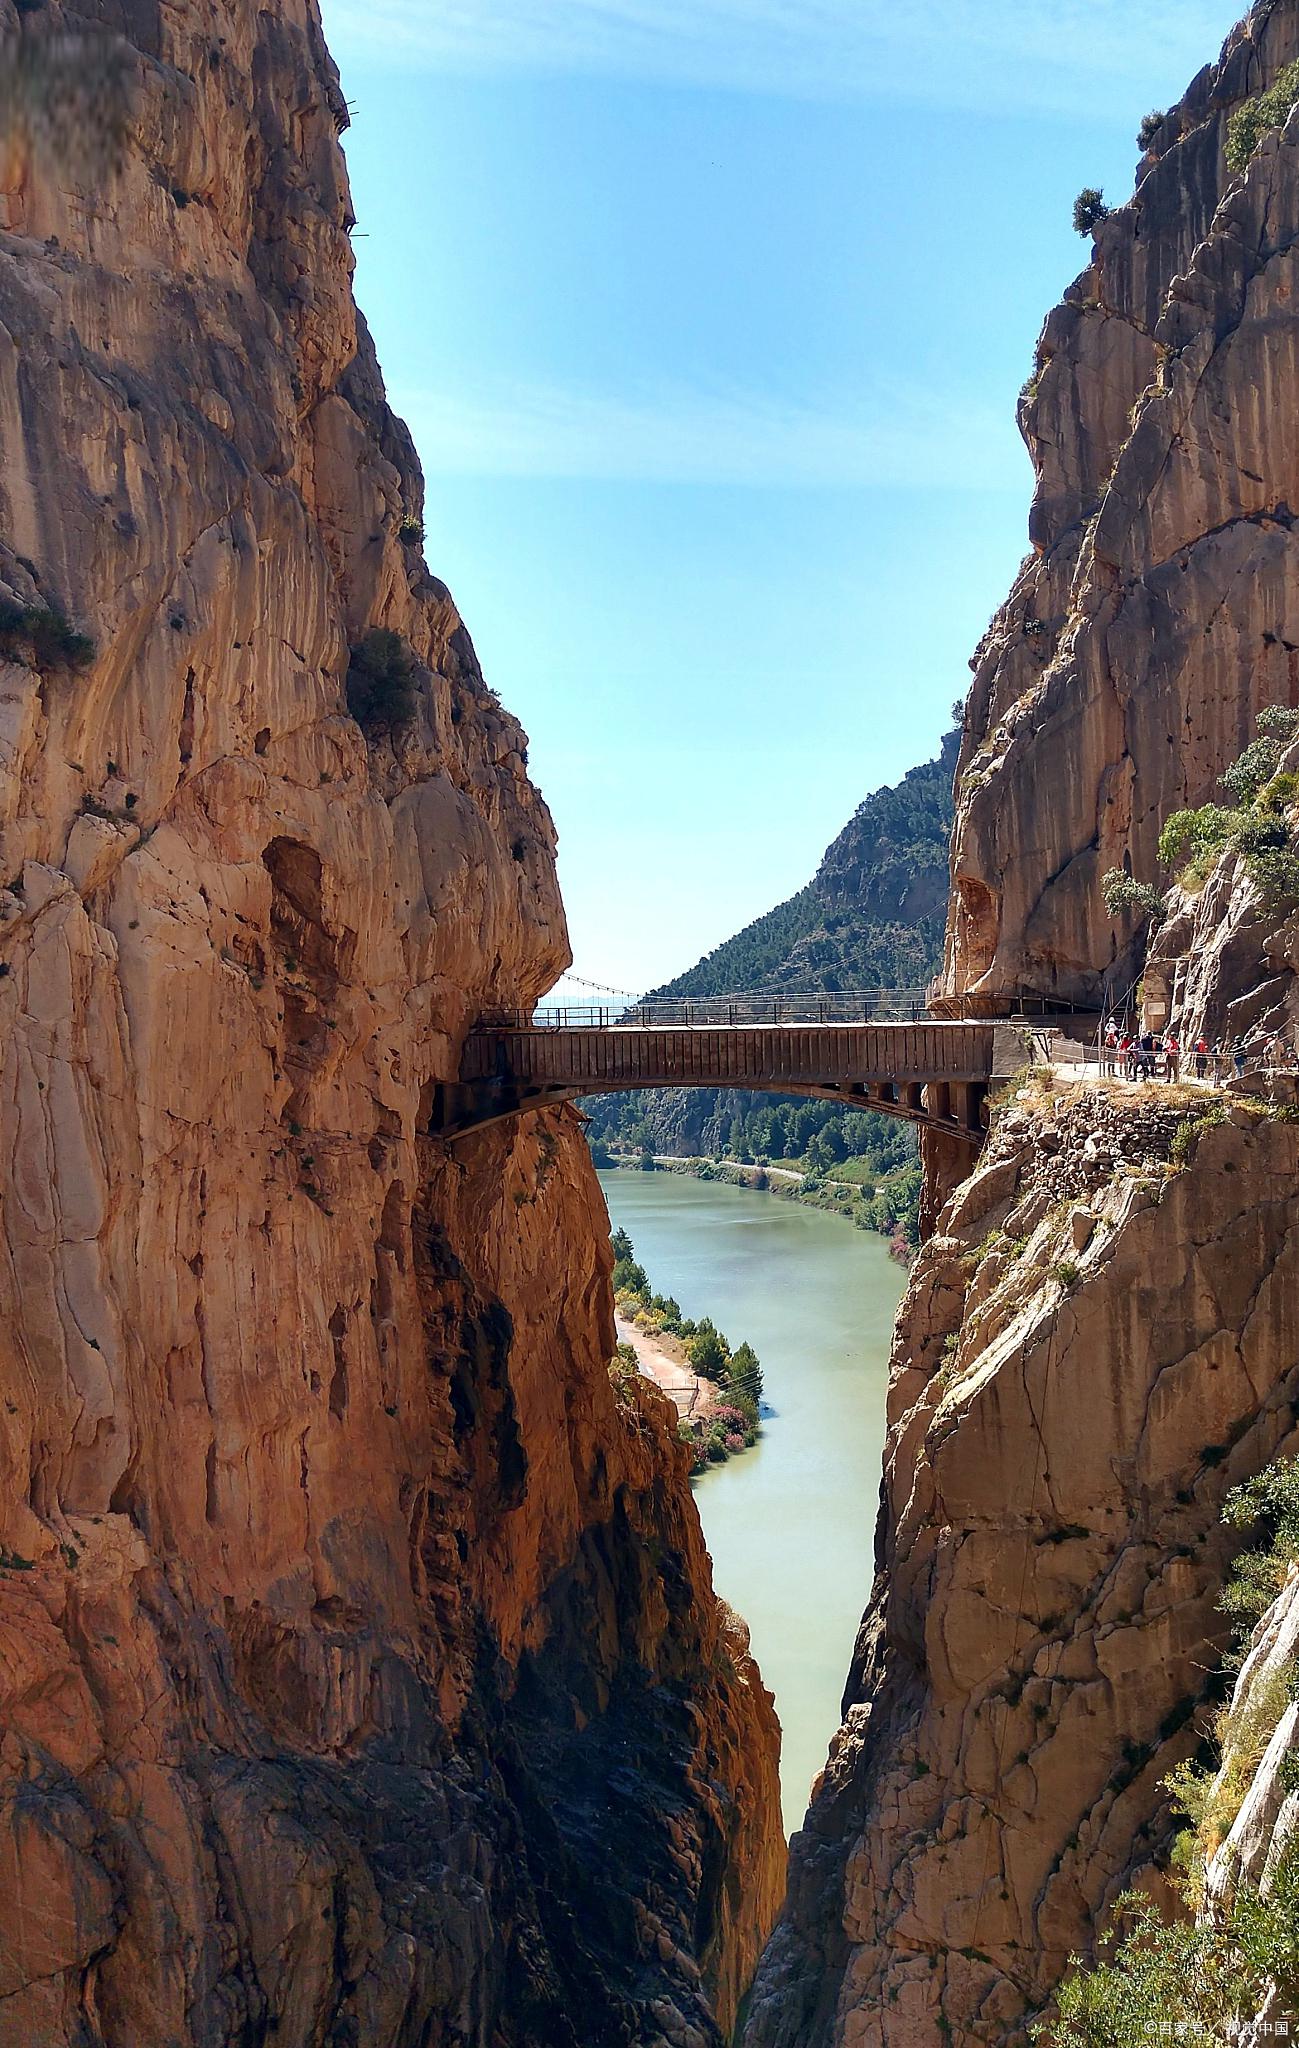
[0,6,783,2043]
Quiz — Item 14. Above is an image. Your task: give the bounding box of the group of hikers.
[1099,1021,1295,1084]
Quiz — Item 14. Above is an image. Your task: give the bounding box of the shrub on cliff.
[346,628,418,734]
[1072,187,1110,235]
[1044,1872,1299,2046]
[1150,713,1299,904]
[1218,1457,1299,1641]
[1043,1460,1299,2042]
[0,600,95,673]
[1101,870,1164,923]
[1227,58,1299,175]
[1137,109,1165,152]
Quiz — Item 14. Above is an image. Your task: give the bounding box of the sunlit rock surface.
[746,1080,1299,2044]
[0,4,783,2041]
[746,4,1299,2041]
[938,1,1299,1012]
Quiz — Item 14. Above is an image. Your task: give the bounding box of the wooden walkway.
[433,1017,997,1142]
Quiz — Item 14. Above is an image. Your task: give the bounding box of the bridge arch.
[431,1002,997,1147]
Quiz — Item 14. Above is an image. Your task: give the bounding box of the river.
[598,1169,905,1836]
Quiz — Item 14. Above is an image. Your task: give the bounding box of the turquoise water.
[598,1169,905,1836]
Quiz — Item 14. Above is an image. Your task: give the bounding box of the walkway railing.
[479,988,1095,1032]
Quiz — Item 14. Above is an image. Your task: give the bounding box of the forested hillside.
[650,727,959,1000]
[584,730,958,1240]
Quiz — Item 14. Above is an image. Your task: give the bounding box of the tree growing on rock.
[346,628,418,735]
[1073,187,1111,235]
[1101,870,1163,924]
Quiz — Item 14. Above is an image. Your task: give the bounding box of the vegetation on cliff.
[1227,56,1299,172]
[345,627,420,733]
[1046,1460,1299,2045]
[0,598,95,673]
[1103,709,1299,948]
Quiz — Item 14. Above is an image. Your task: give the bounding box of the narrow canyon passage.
[600,1169,905,1834]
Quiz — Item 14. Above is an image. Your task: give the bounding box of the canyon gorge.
[8,0,1299,2045]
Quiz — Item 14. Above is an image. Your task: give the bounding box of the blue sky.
[320,0,1243,997]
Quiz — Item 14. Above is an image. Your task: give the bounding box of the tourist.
[1137,1030,1156,1082]
[1194,1035,1209,1081]
[1103,1021,1119,1075]
[1165,1029,1181,1081]
[1233,1036,1248,1080]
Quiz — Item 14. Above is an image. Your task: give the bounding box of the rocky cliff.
[1200,1568,1299,2039]
[746,1077,1299,2043]
[939,0,1299,1013]
[746,4,1299,2042]
[0,6,783,2044]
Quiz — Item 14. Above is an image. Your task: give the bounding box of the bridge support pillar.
[926,1080,952,1125]
[951,1082,987,1135]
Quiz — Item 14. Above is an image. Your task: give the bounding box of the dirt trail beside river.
[616,1313,717,1420]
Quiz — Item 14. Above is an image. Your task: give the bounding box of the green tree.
[345,628,418,734]
[611,1256,649,1296]
[1073,187,1111,235]
[728,1342,763,1406]
[688,1321,729,1380]
[1101,870,1163,923]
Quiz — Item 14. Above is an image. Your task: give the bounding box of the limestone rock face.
[0,5,783,2043]
[1141,728,1299,1050]
[937,1,1299,1011]
[746,8,1299,2044]
[744,1081,1299,2045]
[1201,1571,1299,2041]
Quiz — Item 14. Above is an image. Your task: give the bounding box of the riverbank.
[612,1224,763,1474]
[600,1168,907,1835]
[615,1311,717,1421]
[600,1148,920,1263]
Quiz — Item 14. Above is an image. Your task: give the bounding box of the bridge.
[430,991,1029,1145]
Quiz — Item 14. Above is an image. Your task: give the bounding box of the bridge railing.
[478,990,936,1031]
[476,988,1100,1032]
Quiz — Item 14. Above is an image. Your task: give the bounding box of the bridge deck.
[461,1021,994,1090]
[436,1018,998,1140]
